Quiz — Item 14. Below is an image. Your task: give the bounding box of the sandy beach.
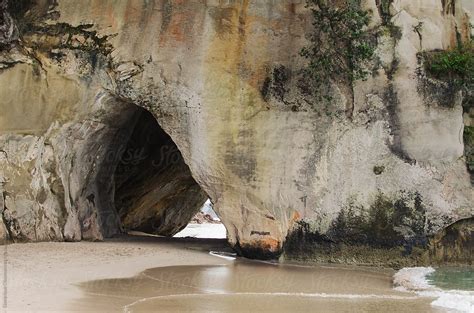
[3,236,230,312]
[2,235,443,313]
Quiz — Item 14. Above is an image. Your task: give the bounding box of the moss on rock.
[283,192,435,267]
[330,191,427,248]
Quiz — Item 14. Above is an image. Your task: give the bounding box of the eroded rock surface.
[429,217,473,264]
[115,108,208,236]
[0,0,472,260]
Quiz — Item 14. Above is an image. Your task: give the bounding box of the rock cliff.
[0,0,472,261]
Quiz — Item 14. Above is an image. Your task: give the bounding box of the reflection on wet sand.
[75,259,441,312]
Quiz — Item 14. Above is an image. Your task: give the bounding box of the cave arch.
[104,104,212,237]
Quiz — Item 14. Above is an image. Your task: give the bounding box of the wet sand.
[4,236,441,312]
[4,235,229,312]
[77,261,440,313]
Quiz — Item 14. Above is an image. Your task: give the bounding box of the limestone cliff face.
[0,0,472,259]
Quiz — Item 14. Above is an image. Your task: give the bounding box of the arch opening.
[174,199,227,239]
[108,105,225,239]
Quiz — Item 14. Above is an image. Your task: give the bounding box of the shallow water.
[427,267,474,291]
[75,258,441,312]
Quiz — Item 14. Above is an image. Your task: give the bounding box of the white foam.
[393,267,474,313]
[393,267,436,291]
[209,251,237,260]
[430,291,474,313]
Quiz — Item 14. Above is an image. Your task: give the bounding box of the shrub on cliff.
[424,43,474,86]
[421,31,473,182]
[300,0,375,86]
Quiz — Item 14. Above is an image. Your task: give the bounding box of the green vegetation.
[300,0,375,87]
[283,192,431,267]
[284,191,429,267]
[376,0,392,24]
[421,30,473,182]
[424,44,474,86]
[283,220,334,258]
[422,22,473,92]
[331,191,427,247]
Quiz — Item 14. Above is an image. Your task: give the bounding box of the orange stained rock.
[292,211,301,223]
[242,237,281,252]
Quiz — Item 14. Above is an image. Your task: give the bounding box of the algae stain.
[201,1,278,187]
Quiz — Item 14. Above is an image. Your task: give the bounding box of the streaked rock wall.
[0,0,472,259]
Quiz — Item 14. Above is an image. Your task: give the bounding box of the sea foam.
[393,267,474,313]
